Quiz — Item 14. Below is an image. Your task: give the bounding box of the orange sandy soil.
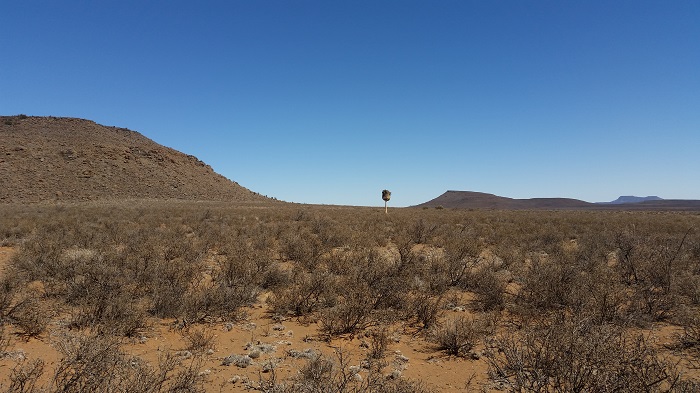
[1,245,697,392]
[0,246,491,392]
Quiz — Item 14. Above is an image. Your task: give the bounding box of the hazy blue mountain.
[600,196,663,205]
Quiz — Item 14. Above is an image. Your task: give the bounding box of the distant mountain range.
[415,191,700,211]
[598,195,663,204]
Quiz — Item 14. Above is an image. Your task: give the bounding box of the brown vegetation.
[1,201,700,391]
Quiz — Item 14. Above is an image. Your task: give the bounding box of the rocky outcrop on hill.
[1,115,271,204]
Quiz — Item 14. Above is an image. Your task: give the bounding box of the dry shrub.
[469,267,506,312]
[515,252,577,314]
[430,316,484,357]
[410,293,443,330]
[408,219,437,244]
[64,260,148,337]
[49,332,204,393]
[269,269,337,317]
[367,327,391,360]
[9,293,49,338]
[613,229,693,323]
[182,326,216,355]
[319,289,375,336]
[279,227,325,269]
[7,359,44,393]
[486,314,682,392]
[673,306,700,353]
[277,349,432,393]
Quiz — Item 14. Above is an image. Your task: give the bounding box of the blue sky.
[2,1,699,206]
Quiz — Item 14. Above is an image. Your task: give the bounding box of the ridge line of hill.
[1,115,275,204]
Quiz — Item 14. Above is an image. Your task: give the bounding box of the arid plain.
[1,116,699,392]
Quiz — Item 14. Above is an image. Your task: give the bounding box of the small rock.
[176,350,192,359]
[222,354,252,368]
[241,322,257,331]
[288,348,316,359]
[262,360,276,373]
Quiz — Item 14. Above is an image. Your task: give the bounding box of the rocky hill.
[1,115,272,204]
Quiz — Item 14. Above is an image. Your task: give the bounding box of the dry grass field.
[1,201,699,392]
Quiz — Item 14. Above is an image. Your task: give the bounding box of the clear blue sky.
[2,1,699,206]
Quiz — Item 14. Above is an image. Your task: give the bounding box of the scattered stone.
[3,350,26,361]
[222,354,252,368]
[176,350,192,359]
[228,375,242,384]
[248,349,261,359]
[241,322,257,331]
[262,360,277,373]
[287,348,316,359]
[271,323,285,331]
[223,323,234,332]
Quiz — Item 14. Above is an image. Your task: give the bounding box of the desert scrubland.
[0,201,699,392]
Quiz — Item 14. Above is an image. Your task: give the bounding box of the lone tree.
[382,189,391,214]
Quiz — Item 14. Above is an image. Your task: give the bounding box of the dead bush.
[430,316,483,357]
[410,293,443,330]
[319,291,375,336]
[9,293,49,338]
[487,314,679,392]
[269,269,337,317]
[673,306,700,353]
[7,358,44,393]
[469,267,506,312]
[278,349,432,393]
[50,332,204,393]
[182,326,216,355]
[367,327,391,360]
